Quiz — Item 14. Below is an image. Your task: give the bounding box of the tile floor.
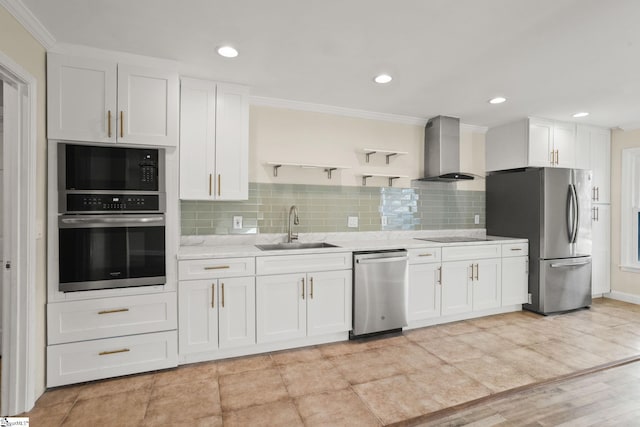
[21,298,640,426]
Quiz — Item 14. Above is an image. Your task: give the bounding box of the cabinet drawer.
[442,244,502,261]
[178,257,255,280]
[256,252,352,275]
[502,242,529,257]
[47,331,177,387]
[48,293,177,345]
[408,248,442,264]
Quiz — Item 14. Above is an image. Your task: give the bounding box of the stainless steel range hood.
[418,115,476,182]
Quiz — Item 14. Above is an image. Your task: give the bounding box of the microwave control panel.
[65,194,161,212]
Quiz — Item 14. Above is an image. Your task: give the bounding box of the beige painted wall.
[611,129,640,297]
[0,6,47,398]
[249,105,485,189]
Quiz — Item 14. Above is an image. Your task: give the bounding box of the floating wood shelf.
[363,148,408,164]
[361,173,409,187]
[266,162,351,179]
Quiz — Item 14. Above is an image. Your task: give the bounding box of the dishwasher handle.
[356,256,409,264]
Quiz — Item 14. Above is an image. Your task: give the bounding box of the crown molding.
[0,0,56,49]
[250,96,488,133]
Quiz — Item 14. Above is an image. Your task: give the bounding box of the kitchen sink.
[255,242,340,251]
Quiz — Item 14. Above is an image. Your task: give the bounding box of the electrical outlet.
[348,216,359,228]
[474,214,480,225]
[381,216,388,226]
[233,216,243,229]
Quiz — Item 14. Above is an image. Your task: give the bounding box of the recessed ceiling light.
[374,74,392,84]
[217,46,238,58]
[572,112,589,118]
[488,97,507,104]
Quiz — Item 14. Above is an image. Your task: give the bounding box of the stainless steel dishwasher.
[351,250,409,338]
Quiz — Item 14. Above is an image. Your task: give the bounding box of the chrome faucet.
[288,205,299,243]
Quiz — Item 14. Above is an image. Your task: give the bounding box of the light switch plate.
[348,216,358,228]
[233,216,243,229]
[381,216,388,226]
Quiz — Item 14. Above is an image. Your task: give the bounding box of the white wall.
[249,105,486,189]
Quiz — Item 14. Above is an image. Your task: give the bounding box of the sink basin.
[255,242,340,251]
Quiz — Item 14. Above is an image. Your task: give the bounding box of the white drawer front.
[408,247,442,264]
[256,252,352,275]
[47,331,178,387]
[442,244,502,262]
[179,257,255,280]
[502,242,529,257]
[47,293,177,345]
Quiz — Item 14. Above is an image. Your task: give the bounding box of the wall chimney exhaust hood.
[418,115,477,182]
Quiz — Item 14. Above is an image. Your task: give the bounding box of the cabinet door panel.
[178,280,218,355]
[441,261,473,316]
[256,274,306,343]
[179,78,216,200]
[408,263,441,322]
[553,123,576,168]
[590,130,611,204]
[528,119,553,167]
[592,205,611,295]
[473,258,502,311]
[218,277,256,349]
[307,270,352,336]
[47,53,117,142]
[215,83,249,200]
[117,64,178,146]
[502,257,528,305]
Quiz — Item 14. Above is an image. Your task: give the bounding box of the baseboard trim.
[605,291,640,305]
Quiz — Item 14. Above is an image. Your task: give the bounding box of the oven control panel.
[66,194,161,212]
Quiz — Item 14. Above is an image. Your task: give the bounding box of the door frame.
[0,49,38,416]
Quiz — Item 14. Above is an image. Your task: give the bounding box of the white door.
[592,204,611,295]
[256,274,306,343]
[178,280,218,355]
[214,83,249,200]
[307,270,352,336]
[47,54,117,142]
[179,78,216,200]
[553,122,576,168]
[408,263,441,322]
[528,119,554,167]
[472,258,502,311]
[117,64,178,146]
[590,130,611,204]
[441,261,473,316]
[218,277,256,349]
[501,257,528,305]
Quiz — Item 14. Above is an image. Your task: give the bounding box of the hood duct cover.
[418,115,477,182]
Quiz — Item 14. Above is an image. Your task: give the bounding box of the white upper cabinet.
[576,125,611,204]
[47,53,178,146]
[180,78,249,200]
[486,118,576,171]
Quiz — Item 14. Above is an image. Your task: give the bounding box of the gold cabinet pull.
[475,263,479,280]
[550,150,554,165]
[437,266,442,284]
[209,174,212,196]
[418,253,433,257]
[469,265,474,280]
[310,277,314,299]
[556,150,559,165]
[217,174,221,197]
[221,282,225,308]
[596,186,599,201]
[107,110,112,138]
[510,248,522,251]
[211,283,215,308]
[204,265,230,270]
[301,277,305,300]
[99,348,130,356]
[120,111,124,138]
[98,308,129,315]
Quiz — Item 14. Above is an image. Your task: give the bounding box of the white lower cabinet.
[408,247,442,323]
[472,258,502,311]
[178,276,255,358]
[256,269,352,344]
[592,204,611,295]
[441,261,473,316]
[502,257,529,305]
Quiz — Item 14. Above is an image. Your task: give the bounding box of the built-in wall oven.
[57,143,166,292]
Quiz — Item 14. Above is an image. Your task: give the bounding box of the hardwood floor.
[411,359,640,427]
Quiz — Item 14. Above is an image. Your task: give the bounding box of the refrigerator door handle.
[551,260,591,268]
[572,184,579,243]
[566,184,578,244]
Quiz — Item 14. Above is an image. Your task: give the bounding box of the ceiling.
[20,0,640,128]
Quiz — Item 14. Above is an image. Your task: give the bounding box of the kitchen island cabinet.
[47,53,178,146]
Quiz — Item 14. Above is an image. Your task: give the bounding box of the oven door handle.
[59,215,165,227]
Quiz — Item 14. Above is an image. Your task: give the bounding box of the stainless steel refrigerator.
[487,167,592,314]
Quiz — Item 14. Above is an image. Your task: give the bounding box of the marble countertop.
[177,231,527,260]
